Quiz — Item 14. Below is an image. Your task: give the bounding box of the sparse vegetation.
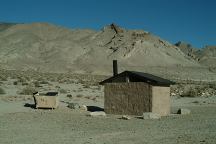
[76,94,83,98]
[19,86,37,95]
[0,87,6,94]
[13,81,18,85]
[59,88,67,94]
[66,94,73,98]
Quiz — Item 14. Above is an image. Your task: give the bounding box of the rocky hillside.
[0,22,215,80]
[176,41,216,72]
[0,22,17,32]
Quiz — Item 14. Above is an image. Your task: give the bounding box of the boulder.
[121,115,131,120]
[177,108,191,115]
[88,111,106,117]
[79,105,88,111]
[143,112,161,120]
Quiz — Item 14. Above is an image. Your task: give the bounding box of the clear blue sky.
[0,0,215,48]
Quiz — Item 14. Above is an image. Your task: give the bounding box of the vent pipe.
[113,60,118,76]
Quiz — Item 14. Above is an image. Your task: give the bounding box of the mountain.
[175,41,216,72]
[0,22,17,32]
[174,41,199,60]
[0,22,214,80]
[197,46,216,71]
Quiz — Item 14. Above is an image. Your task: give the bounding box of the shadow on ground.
[24,103,35,109]
[87,106,104,112]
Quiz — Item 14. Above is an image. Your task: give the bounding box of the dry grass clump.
[76,94,83,98]
[66,94,73,98]
[0,75,7,81]
[83,84,90,89]
[84,96,91,99]
[59,88,67,94]
[0,87,6,94]
[13,81,18,85]
[180,87,197,97]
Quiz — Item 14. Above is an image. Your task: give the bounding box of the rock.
[143,112,161,119]
[121,115,131,120]
[79,105,88,111]
[68,103,79,109]
[88,111,106,117]
[177,108,191,115]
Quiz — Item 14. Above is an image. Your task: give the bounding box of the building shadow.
[87,106,104,112]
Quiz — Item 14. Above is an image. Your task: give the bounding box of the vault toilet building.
[100,60,175,116]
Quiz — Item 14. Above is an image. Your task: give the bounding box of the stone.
[121,115,131,120]
[88,111,106,117]
[143,112,161,119]
[68,103,79,109]
[79,105,88,111]
[177,108,191,115]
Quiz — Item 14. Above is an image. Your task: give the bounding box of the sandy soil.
[0,93,216,144]
[0,73,216,144]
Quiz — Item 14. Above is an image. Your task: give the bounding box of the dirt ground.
[0,94,216,144]
[0,72,216,144]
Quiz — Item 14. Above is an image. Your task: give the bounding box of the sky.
[0,0,215,48]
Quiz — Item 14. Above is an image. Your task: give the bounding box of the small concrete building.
[100,70,175,116]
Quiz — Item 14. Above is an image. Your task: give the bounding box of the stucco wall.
[151,86,170,116]
[104,82,151,115]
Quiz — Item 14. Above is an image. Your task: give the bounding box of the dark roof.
[99,71,175,86]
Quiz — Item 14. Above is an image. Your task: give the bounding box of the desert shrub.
[19,86,37,95]
[0,87,6,94]
[40,80,49,84]
[84,96,91,99]
[76,94,83,98]
[22,82,29,86]
[209,84,216,90]
[180,87,197,97]
[66,94,73,98]
[18,77,27,83]
[33,81,40,87]
[83,85,90,88]
[0,75,7,81]
[13,81,18,85]
[59,88,67,94]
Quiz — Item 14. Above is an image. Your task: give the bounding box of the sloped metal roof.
[99,71,175,86]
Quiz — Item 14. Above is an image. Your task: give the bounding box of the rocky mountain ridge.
[0,22,215,81]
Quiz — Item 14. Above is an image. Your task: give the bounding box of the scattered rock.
[121,115,131,120]
[143,112,161,119]
[79,105,88,111]
[88,111,106,117]
[68,103,79,109]
[177,108,191,115]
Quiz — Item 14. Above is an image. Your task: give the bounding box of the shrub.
[180,87,197,97]
[19,86,37,95]
[33,81,40,87]
[0,87,6,94]
[76,94,83,98]
[66,94,73,98]
[59,88,67,94]
[13,81,18,85]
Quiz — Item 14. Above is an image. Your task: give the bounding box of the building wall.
[104,82,151,115]
[151,86,170,116]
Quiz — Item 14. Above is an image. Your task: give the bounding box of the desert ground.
[0,70,216,144]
